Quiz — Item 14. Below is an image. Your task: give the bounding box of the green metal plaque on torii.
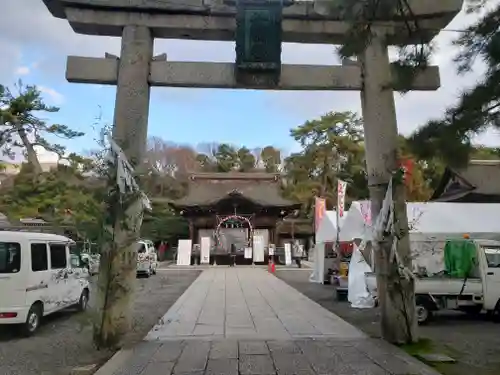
[235,0,288,85]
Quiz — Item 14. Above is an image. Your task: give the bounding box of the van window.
[0,242,21,273]
[50,244,67,269]
[31,243,48,272]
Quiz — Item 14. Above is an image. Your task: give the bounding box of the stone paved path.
[110,268,440,375]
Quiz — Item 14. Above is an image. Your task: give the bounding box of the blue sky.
[1,0,499,162]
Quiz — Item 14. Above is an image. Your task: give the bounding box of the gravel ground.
[0,268,201,375]
[276,269,500,375]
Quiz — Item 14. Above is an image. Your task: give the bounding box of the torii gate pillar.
[113,25,153,167]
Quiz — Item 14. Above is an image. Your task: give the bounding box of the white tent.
[339,201,371,242]
[347,201,500,275]
[315,210,342,243]
[344,201,500,241]
[311,210,339,284]
[407,202,500,240]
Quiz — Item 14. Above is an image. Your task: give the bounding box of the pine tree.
[408,0,499,165]
[0,82,84,175]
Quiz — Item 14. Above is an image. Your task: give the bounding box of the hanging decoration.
[215,215,254,248]
[372,168,413,280]
[106,135,151,211]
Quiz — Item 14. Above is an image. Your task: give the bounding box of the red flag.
[399,158,414,185]
[314,197,326,232]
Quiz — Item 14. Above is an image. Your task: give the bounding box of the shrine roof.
[170,172,298,208]
[431,160,500,202]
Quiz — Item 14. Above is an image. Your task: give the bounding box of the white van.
[0,231,90,336]
[136,240,158,277]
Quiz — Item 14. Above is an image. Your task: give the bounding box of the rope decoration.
[105,135,151,211]
[372,173,414,281]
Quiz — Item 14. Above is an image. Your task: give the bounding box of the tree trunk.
[359,29,417,344]
[17,127,43,175]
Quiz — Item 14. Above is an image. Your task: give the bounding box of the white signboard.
[284,243,292,266]
[200,237,211,264]
[244,247,252,259]
[253,235,265,263]
[268,245,275,256]
[177,239,192,266]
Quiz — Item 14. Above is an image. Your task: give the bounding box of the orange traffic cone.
[268,258,276,274]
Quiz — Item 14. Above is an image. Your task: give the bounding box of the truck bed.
[365,273,483,296]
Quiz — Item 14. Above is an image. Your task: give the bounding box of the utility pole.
[359,29,417,344]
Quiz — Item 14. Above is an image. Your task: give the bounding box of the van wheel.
[78,289,89,312]
[416,304,431,325]
[22,304,42,337]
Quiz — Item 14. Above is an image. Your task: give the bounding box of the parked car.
[0,231,90,336]
[136,240,158,277]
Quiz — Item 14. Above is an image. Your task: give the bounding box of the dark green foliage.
[336,0,432,92]
[410,1,500,165]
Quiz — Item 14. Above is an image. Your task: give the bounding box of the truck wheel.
[22,303,43,337]
[78,289,89,312]
[416,304,431,325]
[492,300,500,323]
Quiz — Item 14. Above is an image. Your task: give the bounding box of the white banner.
[284,243,292,266]
[177,239,192,266]
[253,235,265,262]
[200,237,211,264]
[360,200,372,225]
[337,180,347,218]
[244,247,253,259]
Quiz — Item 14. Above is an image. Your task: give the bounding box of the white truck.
[366,239,500,324]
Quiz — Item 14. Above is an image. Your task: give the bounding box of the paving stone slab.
[210,340,239,359]
[173,342,210,374]
[266,340,302,354]
[114,343,162,375]
[150,341,185,362]
[239,355,276,375]
[140,361,175,375]
[239,341,270,355]
[205,358,238,375]
[271,352,315,375]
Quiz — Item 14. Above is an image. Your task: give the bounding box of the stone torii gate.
[42,0,461,165]
[41,0,462,343]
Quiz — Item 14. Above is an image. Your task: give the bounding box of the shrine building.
[169,172,301,264]
[431,160,500,203]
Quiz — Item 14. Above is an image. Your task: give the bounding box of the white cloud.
[0,0,498,146]
[15,66,30,76]
[38,85,65,104]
